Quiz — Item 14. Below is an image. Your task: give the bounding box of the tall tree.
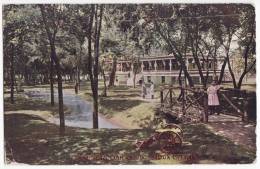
[3,5,38,102]
[39,4,65,134]
[232,5,255,89]
[140,4,195,87]
[9,43,15,103]
[85,4,104,128]
[65,5,88,90]
[211,4,255,88]
[35,30,55,105]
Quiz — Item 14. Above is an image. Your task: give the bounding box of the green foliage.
[3,4,255,87]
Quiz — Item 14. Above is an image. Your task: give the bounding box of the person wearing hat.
[207,80,221,115]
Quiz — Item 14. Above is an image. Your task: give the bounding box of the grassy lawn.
[4,93,256,164]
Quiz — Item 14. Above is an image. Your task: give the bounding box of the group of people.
[140,79,221,115]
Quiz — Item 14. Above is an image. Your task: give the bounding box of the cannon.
[135,124,183,152]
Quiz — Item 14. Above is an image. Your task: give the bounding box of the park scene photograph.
[3,3,256,165]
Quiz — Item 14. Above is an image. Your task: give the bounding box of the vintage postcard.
[2,1,257,165]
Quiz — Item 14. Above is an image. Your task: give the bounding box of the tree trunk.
[178,67,183,87]
[52,47,65,134]
[92,88,98,128]
[133,72,136,88]
[190,29,206,87]
[101,62,107,97]
[24,67,29,85]
[87,8,95,128]
[40,5,65,134]
[177,67,184,100]
[236,32,255,89]
[86,4,103,129]
[78,45,83,90]
[10,51,14,104]
[77,66,80,90]
[218,32,233,85]
[218,57,228,84]
[237,60,255,89]
[237,75,244,89]
[183,65,194,87]
[69,71,73,82]
[50,57,54,106]
[57,71,65,133]
[108,56,117,87]
[92,5,103,129]
[192,48,206,87]
[227,55,237,88]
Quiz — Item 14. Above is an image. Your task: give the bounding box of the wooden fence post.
[160,90,164,107]
[169,88,173,108]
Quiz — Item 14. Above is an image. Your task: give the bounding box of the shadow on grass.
[5,112,256,164]
[5,113,155,164]
[4,89,256,164]
[181,123,256,164]
[4,96,60,113]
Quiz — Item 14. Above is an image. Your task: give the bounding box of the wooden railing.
[160,86,254,122]
[218,88,254,121]
[160,86,208,122]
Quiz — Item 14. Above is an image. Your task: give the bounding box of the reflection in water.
[25,89,119,129]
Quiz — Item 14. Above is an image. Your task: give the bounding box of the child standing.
[207,80,221,115]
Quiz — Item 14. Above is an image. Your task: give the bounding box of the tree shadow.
[4,96,71,118]
[180,123,256,164]
[4,96,59,112]
[4,112,256,164]
[5,113,156,164]
[206,121,256,151]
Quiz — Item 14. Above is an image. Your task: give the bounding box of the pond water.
[25,88,119,129]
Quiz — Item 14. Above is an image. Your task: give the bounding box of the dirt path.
[206,114,256,151]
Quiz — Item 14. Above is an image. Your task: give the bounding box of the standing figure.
[150,81,154,99]
[142,81,146,98]
[207,80,221,115]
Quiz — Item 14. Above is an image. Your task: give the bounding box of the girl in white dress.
[207,80,221,115]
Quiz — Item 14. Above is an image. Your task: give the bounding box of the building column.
[162,60,166,70]
[169,59,172,71]
[141,62,144,72]
[120,62,123,72]
[148,61,152,71]
[154,61,157,71]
